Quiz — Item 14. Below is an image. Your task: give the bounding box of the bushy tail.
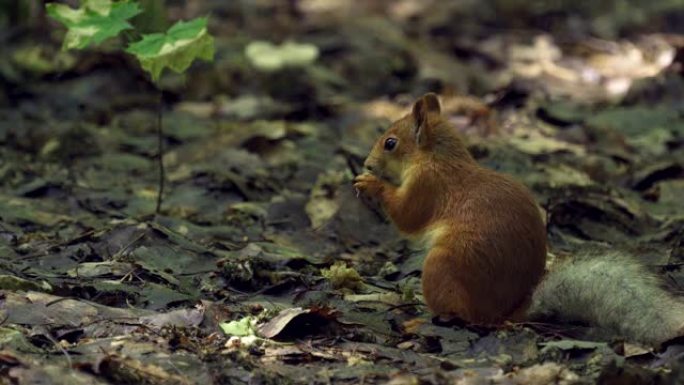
[528,253,684,345]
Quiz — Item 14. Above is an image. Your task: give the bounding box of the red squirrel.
[353,93,684,345]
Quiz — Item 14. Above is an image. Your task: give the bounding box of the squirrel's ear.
[412,93,441,145]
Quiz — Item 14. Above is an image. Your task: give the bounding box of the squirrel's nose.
[363,160,374,172]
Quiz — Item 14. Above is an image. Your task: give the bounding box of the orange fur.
[354,93,547,323]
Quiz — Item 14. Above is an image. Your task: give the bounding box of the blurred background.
[3,0,684,111]
[1,1,684,383]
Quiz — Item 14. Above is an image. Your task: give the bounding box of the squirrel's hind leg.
[421,245,483,322]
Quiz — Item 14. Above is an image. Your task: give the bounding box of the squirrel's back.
[423,165,547,322]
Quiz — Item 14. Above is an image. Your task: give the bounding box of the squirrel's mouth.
[376,171,399,186]
[363,157,400,186]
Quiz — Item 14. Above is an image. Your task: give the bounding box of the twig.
[155,89,165,214]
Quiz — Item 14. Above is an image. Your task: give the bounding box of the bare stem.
[155,89,165,214]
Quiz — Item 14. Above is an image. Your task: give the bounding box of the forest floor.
[1,1,684,384]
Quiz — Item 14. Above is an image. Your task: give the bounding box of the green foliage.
[45,0,216,217]
[125,17,215,82]
[245,40,319,72]
[46,0,215,83]
[46,0,141,50]
[219,316,256,337]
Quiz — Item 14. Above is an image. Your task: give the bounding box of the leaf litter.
[2,0,684,384]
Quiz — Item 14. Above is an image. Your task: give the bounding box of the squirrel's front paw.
[353,173,384,198]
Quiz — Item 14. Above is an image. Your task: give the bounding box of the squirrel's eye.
[384,137,398,151]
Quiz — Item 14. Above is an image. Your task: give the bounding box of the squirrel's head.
[363,93,471,184]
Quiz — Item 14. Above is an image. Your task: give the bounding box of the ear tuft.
[412,93,441,145]
[421,93,441,114]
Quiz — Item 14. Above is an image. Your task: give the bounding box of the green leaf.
[245,40,319,72]
[125,17,215,82]
[219,316,256,337]
[46,0,141,50]
[85,0,113,15]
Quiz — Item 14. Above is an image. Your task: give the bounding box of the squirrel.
[353,93,684,345]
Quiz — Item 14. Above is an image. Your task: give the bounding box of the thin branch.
[155,89,165,214]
